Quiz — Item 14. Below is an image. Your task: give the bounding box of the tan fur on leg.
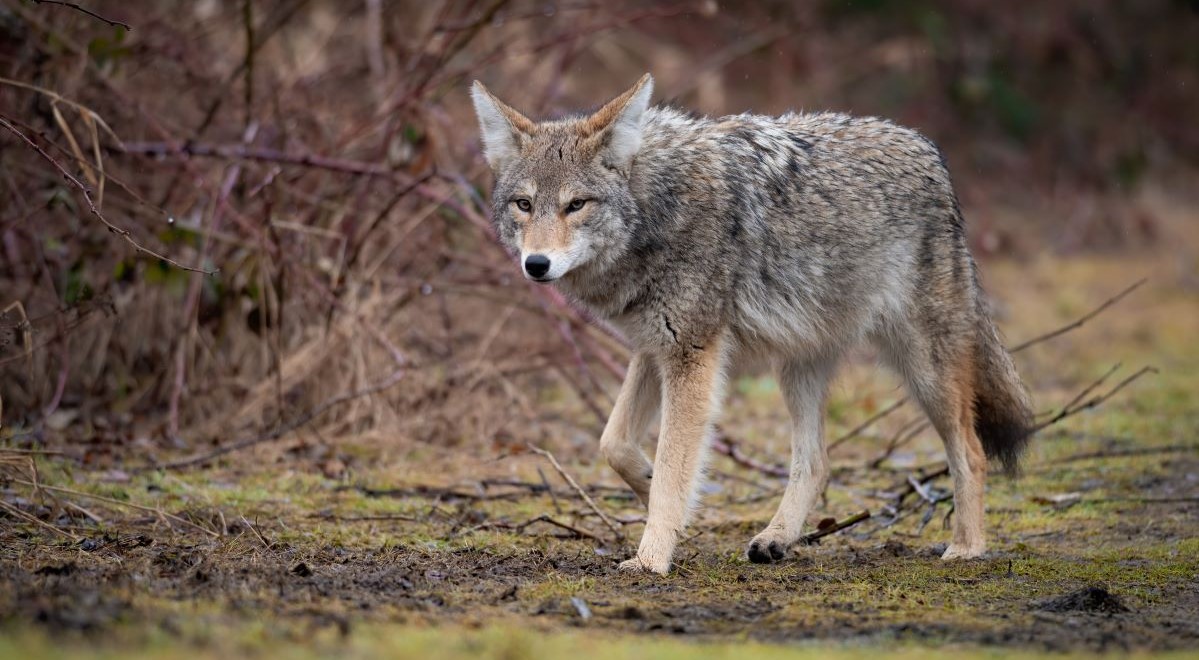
[746,356,836,563]
[941,383,988,559]
[619,338,726,574]
[599,353,661,505]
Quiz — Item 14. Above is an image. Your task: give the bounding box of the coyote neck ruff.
[471,74,1033,574]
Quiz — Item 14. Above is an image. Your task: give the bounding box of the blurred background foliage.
[0,0,1196,464]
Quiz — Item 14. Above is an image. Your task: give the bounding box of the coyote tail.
[972,295,1034,476]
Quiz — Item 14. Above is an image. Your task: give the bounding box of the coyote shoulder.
[471,74,1032,574]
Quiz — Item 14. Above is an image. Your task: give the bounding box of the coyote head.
[470,74,653,282]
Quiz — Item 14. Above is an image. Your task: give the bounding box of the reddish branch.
[796,510,871,545]
[0,117,212,273]
[1009,279,1147,352]
[121,141,398,179]
[31,0,131,30]
[712,434,788,478]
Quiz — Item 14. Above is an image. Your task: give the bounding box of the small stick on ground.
[456,514,604,542]
[1031,365,1157,433]
[907,474,940,505]
[712,433,787,478]
[0,499,81,542]
[1050,443,1198,465]
[64,501,104,524]
[308,512,424,522]
[1008,279,1148,353]
[527,443,623,542]
[516,514,602,541]
[240,515,273,550]
[11,478,219,537]
[796,510,871,546]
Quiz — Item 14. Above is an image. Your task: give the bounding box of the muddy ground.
[2,256,1197,657]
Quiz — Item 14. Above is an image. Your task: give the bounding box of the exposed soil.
[2,478,1197,654]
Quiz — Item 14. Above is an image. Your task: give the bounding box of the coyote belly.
[471,74,1032,574]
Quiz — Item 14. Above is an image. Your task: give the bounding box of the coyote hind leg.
[880,324,988,560]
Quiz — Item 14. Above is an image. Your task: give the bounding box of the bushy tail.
[973,300,1034,476]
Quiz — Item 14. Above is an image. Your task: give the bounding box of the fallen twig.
[712,433,787,478]
[460,514,604,542]
[907,474,940,505]
[0,498,81,542]
[1031,365,1157,433]
[308,512,425,523]
[1049,443,1198,465]
[9,478,219,537]
[240,515,274,550]
[527,443,623,542]
[796,510,871,545]
[1009,279,1147,353]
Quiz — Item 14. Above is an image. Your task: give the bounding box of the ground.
[2,250,1197,658]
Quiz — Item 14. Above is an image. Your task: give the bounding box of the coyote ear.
[471,81,536,170]
[581,73,654,169]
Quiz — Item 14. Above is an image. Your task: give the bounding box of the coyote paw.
[746,534,788,564]
[618,557,647,573]
[618,554,670,575]
[941,543,986,560]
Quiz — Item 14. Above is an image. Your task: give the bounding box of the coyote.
[470,74,1032,574]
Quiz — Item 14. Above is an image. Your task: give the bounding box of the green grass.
[4,624,1195,660]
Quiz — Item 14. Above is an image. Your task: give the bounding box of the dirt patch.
[1035,586,1132,614]
[2,528,1196,654]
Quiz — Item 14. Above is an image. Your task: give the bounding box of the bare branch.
[796,510,871,546]
[1031,365,1157,433]
[827,397,909,451]
[0,116,213,274]
[527,443,623,542]
[712,433,787,478]
[31,0,131,30]
[1009,279,1148,353]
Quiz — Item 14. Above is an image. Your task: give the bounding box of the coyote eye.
[565,199,588,214]
[513,199,532,213]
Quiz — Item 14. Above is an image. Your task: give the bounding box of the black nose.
[524,254,551,278]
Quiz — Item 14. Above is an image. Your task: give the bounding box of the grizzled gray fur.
[472,74,1032,574]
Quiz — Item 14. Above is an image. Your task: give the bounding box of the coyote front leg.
[619,339,725,574]
[746,357,836,562]
[599,353,661,504]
